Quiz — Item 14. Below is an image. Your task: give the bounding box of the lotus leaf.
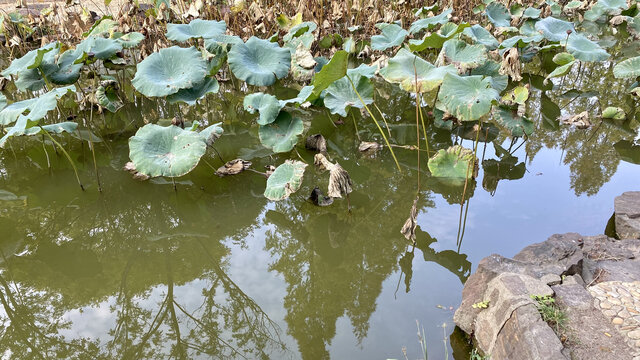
[566,33,610,61]
[613,140,640,165]
[84,17,117,37]
[74,37,123,61]
[312,50,348,97]
[379,49,456,93]
[0,85,76,126]
[585,0,627,21]
[21,122,79,136]
[409,8,452,34]
[428,145,476,179]
[535,17,575,42]
[96,81,123,113]
[258,111,304,153]
[244,93,282,125]
[408,22,469,51]
[523,7,541,18]
[128,124,207,178]
[499,35,543,49]
[0,94,5,112]
[613,56,640,78]
[545,61,575,82]
[167,77,220,105]
[371,23,408,51]
[501,86,529,105]
[166,19,226,42]
[198,122,224,146]
[1,42,58,77]
[463,25,499,50]
[485,2,511,27]
[441,39,487,72]
[324,74,373,117]
[283,21,317,42]
[602,107,626,120]
[415,4,439,17]
[347,64,377,79]
[132,46,207,97]
[494,106,534,136]
[470,61,508,92]
[114,32,145,48]
[264,160,307,201]
[228,36,291,86]
[438,74,498,121]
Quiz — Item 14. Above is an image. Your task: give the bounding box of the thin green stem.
[40,127,84,191]
[345,75,401,171]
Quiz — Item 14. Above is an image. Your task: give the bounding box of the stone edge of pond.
[454,191,640,360]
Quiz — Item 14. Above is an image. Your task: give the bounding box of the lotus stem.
[40,127,84,191]
[345,74,401,171]
[373,103,392,137]
[351,112,361,141]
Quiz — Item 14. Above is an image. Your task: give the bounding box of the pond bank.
[454,191,640,360]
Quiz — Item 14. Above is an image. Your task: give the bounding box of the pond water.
[0,53,639,359]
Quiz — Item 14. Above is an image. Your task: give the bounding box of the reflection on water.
[0,57,638,359]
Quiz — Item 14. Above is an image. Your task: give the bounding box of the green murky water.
[0,55,639,359]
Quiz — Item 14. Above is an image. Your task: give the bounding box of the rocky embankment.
[454,191,640,360]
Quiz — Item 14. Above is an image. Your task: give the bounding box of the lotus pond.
[1,1,640,359]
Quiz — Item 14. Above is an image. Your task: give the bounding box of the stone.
[613,317,624,325]
[615,192,640,239]
[601,301,613,310]
[542,273,562,286]
[629,330,640,340]
[490,304,567,360]
[564,274,585,286]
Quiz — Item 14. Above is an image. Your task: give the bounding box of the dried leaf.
[561,111,591,129]
[499,47,522,81]
[314,153,353,198]
[295,43,317,69]
[358,141,383,153]
[305,134,327,152]
[309,187,334,206]
[215,159,252,176]
[124,161,150,181]
[400,197,418,242]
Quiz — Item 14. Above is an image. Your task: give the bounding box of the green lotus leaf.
[48,49,83,84]
[523,7,541,18]
[279,86,315,107]
[613,56,640,78]
[470,61,508,92]
[553,52,575,65]
[324,74,374,117]
[283,21,317,42]
[371,23,408,51]
[499,34,543,49]
[204,34,244,50]
[15,67,48,91]
[264,160,307,201]
[408,22,469,51]
[462,24,499,50]
[228,36,291,86]
[84,17,117,37]
[486,2,511,27]
[545,61,575,82]
[415,4,440,17]
[167,77,219,105]
[535,17,575,42]
[602,106,626,120]
[441,39,487,72]
[519,19,539,37]
[379,48,457,93]
[0,94,5,112]
[244,93,282,125]
[75,36,123,60]
[22,121,78,136]
[564,0,584,10]
[96,81,123,113]
[1,42,58,77]
[12,45,81,91]
[347,64,377,79]
[409,8,452,34]
[343,37,357,53]
[494,106,534,136]
[166,19,226,42]
[258,111,304,153]
[0,85,76,126]
[438,73,498,121]
[428,145,476,179]
[128,124,207,178]
[114,32,145,48]
[566,33,609,62]
[501,86,529,105]
[198,122,224,146]
[132,46,207,97]
[584,0,627,21]
[312,50,348,97]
